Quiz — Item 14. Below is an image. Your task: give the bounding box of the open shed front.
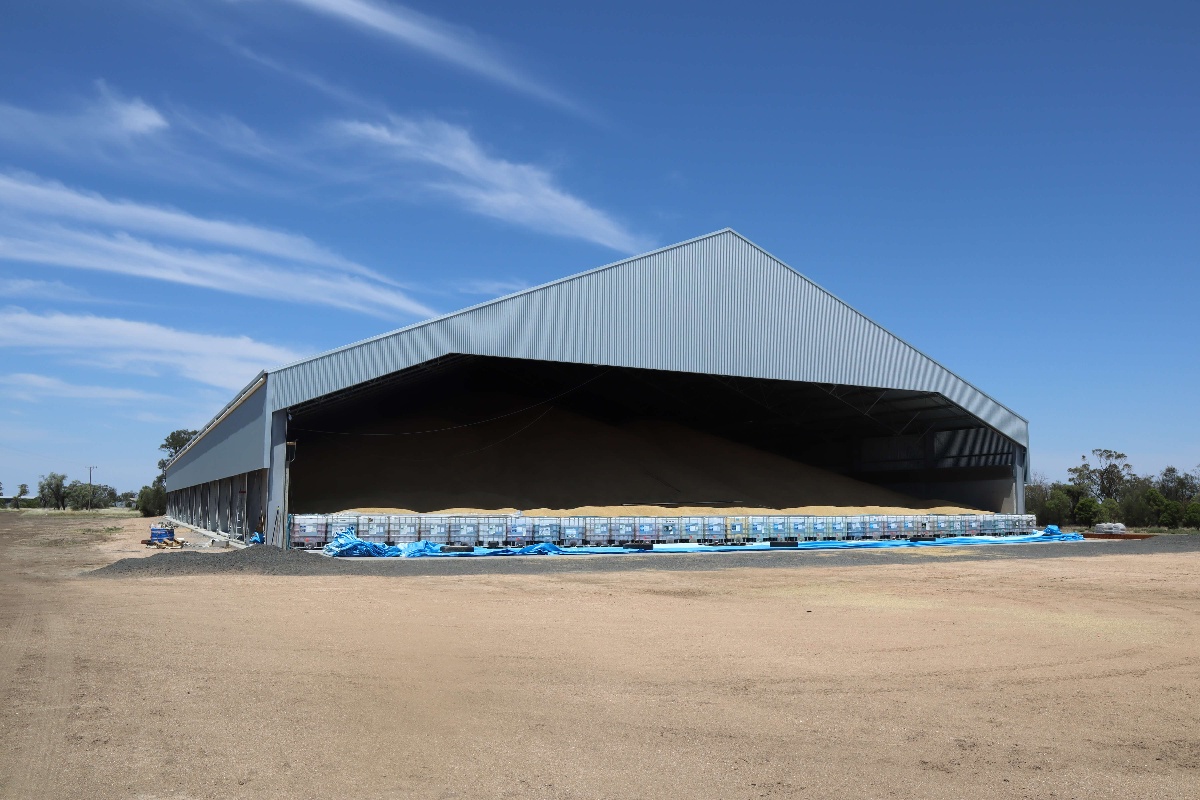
[285,354,1025,516]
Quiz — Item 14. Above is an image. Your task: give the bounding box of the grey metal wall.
[167,468,267,538]
[268,230,1028,446]
[165,382,271,492]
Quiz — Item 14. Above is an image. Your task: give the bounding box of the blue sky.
[0,0,1196,494]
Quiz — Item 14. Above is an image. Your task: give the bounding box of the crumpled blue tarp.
[322,530,404,557]
[319,528,1082,558]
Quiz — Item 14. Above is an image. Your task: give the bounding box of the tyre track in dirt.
[2,612,72,798]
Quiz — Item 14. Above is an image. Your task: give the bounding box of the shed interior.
[285,355,1021,514]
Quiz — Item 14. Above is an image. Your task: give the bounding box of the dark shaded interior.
[286,355,1019,513]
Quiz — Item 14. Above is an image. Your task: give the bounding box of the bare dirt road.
[1,511,1198,799]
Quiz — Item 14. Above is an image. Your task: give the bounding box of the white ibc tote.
[812,517,829,539]
[748,516,768,541]
[389,516,420,544]
[358,516,389,543]
[481,517,508,546]
[508,518,530,545]
[704,517,726,542]
[449,517,479,545]
[585,518,610,544]
[769,517,789,540]
[847,518,865,539]
[829,517,847,539]
[421,516,451,544]
[560,518,585,546]
[612,517,636,543]
[726,516,747,541]
[289,515,327,548]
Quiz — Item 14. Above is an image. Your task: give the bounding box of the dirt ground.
[1,511,1198,799]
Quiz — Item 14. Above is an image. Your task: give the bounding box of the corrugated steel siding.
[165,382,271,491]
[268,230,1028,445]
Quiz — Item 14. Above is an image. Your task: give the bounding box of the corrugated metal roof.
[166,228,1028,488]
[266,229,1028,445]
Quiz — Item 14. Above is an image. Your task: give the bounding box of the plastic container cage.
[286,513,1040,547]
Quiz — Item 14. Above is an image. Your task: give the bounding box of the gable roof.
[264,229,1027,445]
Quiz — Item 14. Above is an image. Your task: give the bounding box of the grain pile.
[292,405,980,514]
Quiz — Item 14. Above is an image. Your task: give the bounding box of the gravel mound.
[91,545,350,577]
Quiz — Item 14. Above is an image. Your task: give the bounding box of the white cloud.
[272,0,581,114]
[0,308,303,390]
[0,82,167,155]
[0,173,435,318]
[335,117,651,253]
[0,276,92,302]
[0,172,376,276]
[0,373,167,403]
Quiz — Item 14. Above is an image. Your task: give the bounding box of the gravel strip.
[89,534,1200,578]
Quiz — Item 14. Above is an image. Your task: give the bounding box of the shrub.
[1074,496,1102,527]
[137,485,166,517]
[1042,489,1072,526]
[1159,500,1185,529]
[1184,502,1200,530]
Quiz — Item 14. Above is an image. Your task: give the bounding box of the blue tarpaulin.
[320,527,1083,558]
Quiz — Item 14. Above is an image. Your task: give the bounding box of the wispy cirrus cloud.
[0,276,94,303]
[0,308,303,390]
[0,172,435,318]
[0,81,167,157]
[270,0,583,115]
[0,373,168,403]
[0,172,377,277]
[334,116,651,253]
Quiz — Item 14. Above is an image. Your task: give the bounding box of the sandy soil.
[2,511,1198,799]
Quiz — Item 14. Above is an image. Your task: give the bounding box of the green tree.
[1157,466,1200,505]
[37,472,67,510]
[137,484,166,517]
[1042,489,1072,526]
[12,483,29,509]
[65,481,117,511]
[1068,449,1134,501]
[1118,476,1157,527]
[1145,488,1168,524]
[156,429,199,476]
[1184,502,1200,530]
[1075,496,1102,527]
[1159,500,1185,529]
[1099,497,1120,523]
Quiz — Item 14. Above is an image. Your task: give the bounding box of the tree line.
[1026,449,1200,529]
[3,429,197,516]
[2,473,131,511]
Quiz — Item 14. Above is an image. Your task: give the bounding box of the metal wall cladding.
[166,384,270,491]
[266,230,1027,445]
